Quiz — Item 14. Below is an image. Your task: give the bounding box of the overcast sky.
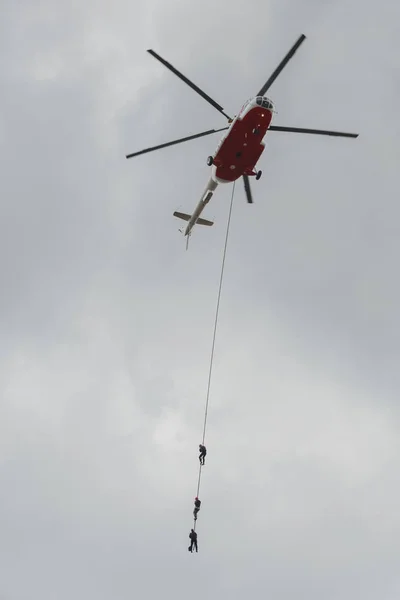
[1,0,400,598]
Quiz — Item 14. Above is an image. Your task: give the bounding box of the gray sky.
[1,0,400,598]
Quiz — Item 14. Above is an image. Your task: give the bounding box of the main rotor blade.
[125,127,229,159]
[147,49,232,120]
[257,34,306,96]
[243,174,253,204]
[269,125,359,138]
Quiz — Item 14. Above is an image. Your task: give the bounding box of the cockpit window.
[256,96,273,110]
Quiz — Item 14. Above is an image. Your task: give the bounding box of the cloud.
[1,0,400,598]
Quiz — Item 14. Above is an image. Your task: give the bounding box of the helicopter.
[126,34,358,245]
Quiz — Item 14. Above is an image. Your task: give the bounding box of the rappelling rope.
[193,180,236,530]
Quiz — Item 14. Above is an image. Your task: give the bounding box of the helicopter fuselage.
[210,96,274,184]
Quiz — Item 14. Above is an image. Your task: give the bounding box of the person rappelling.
[199,444,207,465]
[193,497,201,521]
[188,529,198,553]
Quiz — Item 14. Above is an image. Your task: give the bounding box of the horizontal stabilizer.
[173,211,191,222]
[196,217,213,226]
[173,211,213,226]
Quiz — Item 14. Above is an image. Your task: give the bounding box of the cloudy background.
[1,0,399,597]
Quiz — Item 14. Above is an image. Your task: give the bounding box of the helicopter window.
[256,97,273,110]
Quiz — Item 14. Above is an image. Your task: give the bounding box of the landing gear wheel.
[256,170,262,180]
[207,156,214,166]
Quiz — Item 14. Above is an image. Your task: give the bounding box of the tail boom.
[173,177,218,237]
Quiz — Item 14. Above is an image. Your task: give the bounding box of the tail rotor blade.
[257,34,306,96]
[126,127,229,159]
[268,125,359,138]
[147,50,232,120]
[243,174,253,204]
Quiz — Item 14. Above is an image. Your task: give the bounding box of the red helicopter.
[126,34,358,244]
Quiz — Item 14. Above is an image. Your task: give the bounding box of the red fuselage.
[211,96,274,183]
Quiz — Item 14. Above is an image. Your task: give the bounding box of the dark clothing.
[193,498,201,520]
[188,530,198,552]
[199,445,207,465]
[188,538,198,552]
